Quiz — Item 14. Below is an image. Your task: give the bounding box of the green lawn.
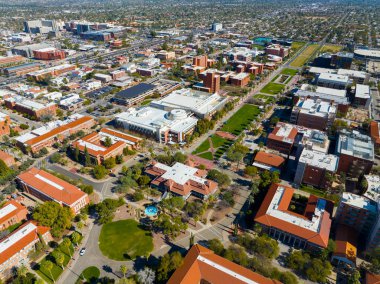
[320,44,343,53]
[260,83,284,95]
[271,74,280,82]
[81,266,100,282]
[198,151,214,160]
[211,135,228,148]
[192,139,211,154]
[281,68,298,76]
[99,219,153,260]
[300,185,340,205]
[221,104,260,136]
[291,41,306,52]
[255,94,276,104]
[290,44,320,67]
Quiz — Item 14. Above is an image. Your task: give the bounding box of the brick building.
[230,72,250,86]
[370,121,380,149]
[192,55,208,68]
[0,151,16,167]
[336,130,374,178]
[17,168,89,214]
[265,44,290,58]
[254,184,333,250]
[203,71,220,93]
[4,95,57,120]
[16,115,95,153]
[0,55,25,67]
[0,221,52,279]
[267,122,298,154]
[33,47,65,60]
[0,200,28,231]
[0,112,10,135]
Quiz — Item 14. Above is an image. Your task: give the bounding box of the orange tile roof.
[17,168,87,207]
[268,123,298,142]
[333,225,357,264]
[25,116,94,146]
[0,200,27,225]
[0,221,50,266]
[370,121,380,145]
[100,128,142,144]
[0,150,15,165]
[254,151,285,167]
[168,244,281,284]
[254,184,333,248]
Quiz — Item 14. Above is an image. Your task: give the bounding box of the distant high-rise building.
[24,19,58,34]
[203,71,220,93]
[211,22,223,32]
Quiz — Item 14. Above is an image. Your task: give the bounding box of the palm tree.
[17,265,28,277]
[41,260,54,283]
[120,264,128,279]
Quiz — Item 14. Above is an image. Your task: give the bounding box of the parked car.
[80,248,86,256]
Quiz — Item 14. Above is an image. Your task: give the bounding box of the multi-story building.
[230,72,250,86]
[337,69,369,84]
[12,43,52,58]
[254,183,333,249]
[370,121,380,149]
[0,221,52,279]
[4,95,57,120]
[267,122,298,154]
[317,73,350,90]
[0,112,10,135]
[168,244,279,284]
[0,55,25,67]
[265,44,290,58]
[211,22,223,32]
[332,52,354,69]
[336,130,374,178]
[16,115,95,153]
[115,107,197,144]
[0,200,28,230]
[193,55,208,68]
[112,83,156,106]
[336,193,378,245]
[290,98,337,130]
[23,19,58,34]
[294,149,338,188]
[71,128,141,165]
[27,63,76,81]
[354,84,371,109]
[145,161,218,199]
[3,63,41,76]
[58,93,84,111]
[149,88,228,119]
[33,47,65,60]
[17,168,89,214]
[252,151,285,172]
[110,70,126,81]
[202,70,220,93]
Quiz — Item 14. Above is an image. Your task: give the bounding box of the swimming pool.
[145,205,158,217]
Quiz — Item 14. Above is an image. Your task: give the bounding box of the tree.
[305,258,332,283]
[93,165,107,179]
[41,260,54,282]
[104,136,112,147]
[17,265,28,277]
[189,232,195,247]
[157,251,183,282]
[208,239,224,255]
[33,202,73,238]
[61,238,73,258]
[348,269,361,284]
[84,146,91,166]
[137,267,155,284]
[71,231,81,245]
[103,157,116,169]
[137,175,150,186]
[74,145,80,162]
[207,169,231,188]
[53,251,65,269]
[49,153,62,164]
[76,221,84,232]
[244,166,258,178]
[120,264,128,279]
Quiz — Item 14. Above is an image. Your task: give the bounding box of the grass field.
[271,74,280,82]
[290,44,320,67]
[320,44,343,53]
[99,220,153,260]
[291,41,306,52]
[221,104,260,136]
[79,266,100,282]
[198,151,214,160]
[260,82,284,95]
[281,68,298,76]
[192,139,211,154]
[255,94,276,104]
[211,135,228,148]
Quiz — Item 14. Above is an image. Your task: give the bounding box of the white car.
[79,248,86,256]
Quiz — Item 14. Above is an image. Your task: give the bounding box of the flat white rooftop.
[341,192,377,212]
[297,98,337,116]
[299,149,338,172]
[154,162,207,185]
[309,67,337,74]
[267,186,326,232]
[316,86,347,97]
[355,84,371,99]
[364,175,380,202]
[318,73,349,84]
[337,69,367,79]
[0,222,37,254]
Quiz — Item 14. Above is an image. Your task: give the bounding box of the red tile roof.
[17,168,87,207]
[370,121,380,145]
[0,200,27,225]
[254,184,333,248]
[254,151,285,167]
[0,221,50,266]
[268,123,298,143]
[168,244,281,284]
[333,225,357,264]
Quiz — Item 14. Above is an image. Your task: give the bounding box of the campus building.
[71,128,141,165]
[252,151,285,172]
[370,121,380,149]
[145,161,218,199]
[265,44,290,58]
[290,98,337,130]
[354,84,371,109]
[0,151,16,168]
[0,200,28,231]
[4,95,57,120]
[0,55,25,67]
[16,115,95,153]
[336,130,374,178]
[150,88,228,119]
[294,149,338,189]
[168,244,280,284]
[17,168,89,214]
[3,63,41,76]
[0,112,10,135]
[27,63,76,81]
[33,47,65,60]
[115,107,197,144]
[316,73,350,90]
[254,184,333,250]
[267,122,298,154]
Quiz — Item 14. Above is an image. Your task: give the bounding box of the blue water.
[145,205,158,217]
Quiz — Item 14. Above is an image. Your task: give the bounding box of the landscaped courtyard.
[221,104,261,136]
[260,82,285,95]
[192,134,233,160]
[99,219,154,260]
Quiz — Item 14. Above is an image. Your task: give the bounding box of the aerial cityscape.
[0,0,379,283]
